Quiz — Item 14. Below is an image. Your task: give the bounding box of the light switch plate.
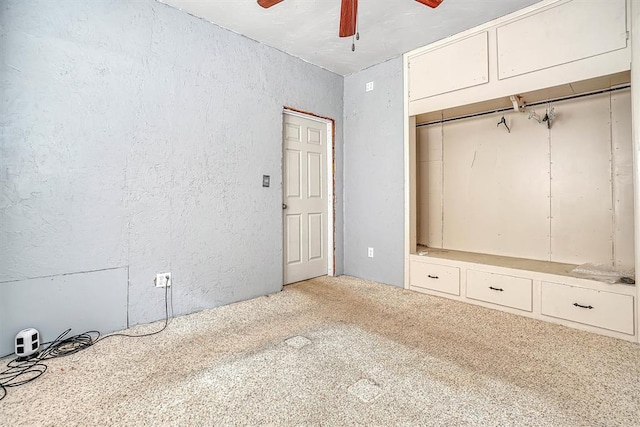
[263,175,270,187]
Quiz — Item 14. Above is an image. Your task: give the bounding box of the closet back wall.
[417,90,633,268]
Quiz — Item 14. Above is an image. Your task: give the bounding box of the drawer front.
[541,282,635,335]
[410,261,460,295]
[466,270,532,311]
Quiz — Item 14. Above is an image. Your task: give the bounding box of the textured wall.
[1,0,344,342]
[343,58,404,287]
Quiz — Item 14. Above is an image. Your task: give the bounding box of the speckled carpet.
[1,275,639,426]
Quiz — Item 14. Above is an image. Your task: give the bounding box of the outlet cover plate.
[155,272,172,288]
[368,247,374,258]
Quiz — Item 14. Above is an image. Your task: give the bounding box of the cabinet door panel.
[497,0,627,80]
[409,32,488,101]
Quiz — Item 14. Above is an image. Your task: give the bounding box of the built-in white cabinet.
[404,0,639,343]
[407,0,631,115]
[409,254,636,341]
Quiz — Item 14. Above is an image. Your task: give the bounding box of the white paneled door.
[283,113,328,285]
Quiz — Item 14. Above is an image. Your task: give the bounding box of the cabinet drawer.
[541,282,634,335]
[466,270,532,311]
[410,261,460,295]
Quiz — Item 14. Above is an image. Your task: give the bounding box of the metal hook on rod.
[497,115,510,133]
[542,106,555,129]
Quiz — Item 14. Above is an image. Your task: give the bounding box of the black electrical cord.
[0,281,171,401]
[0,358,47,401]
[41,329,102,359]
[99,281,170,340]
[0,329,97,402]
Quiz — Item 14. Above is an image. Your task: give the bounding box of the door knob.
[282,203,288,210]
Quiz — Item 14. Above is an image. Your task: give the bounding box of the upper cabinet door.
[409,32,489,101]
[497,0,627,80]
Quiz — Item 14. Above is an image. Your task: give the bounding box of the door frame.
[282,107,336,280]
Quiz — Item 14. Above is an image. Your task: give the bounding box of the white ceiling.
[160,0,541,75]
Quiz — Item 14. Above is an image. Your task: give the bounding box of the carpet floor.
[1,275,639,426]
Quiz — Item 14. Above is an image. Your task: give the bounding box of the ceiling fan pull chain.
[352,0,359,51]
[352,0,356,51]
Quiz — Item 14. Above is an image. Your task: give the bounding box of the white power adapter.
[15,328,40,358]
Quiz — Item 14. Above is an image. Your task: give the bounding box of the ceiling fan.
[258,0,443,41]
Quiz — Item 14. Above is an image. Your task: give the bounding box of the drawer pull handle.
[489,286,504,292]
[573,303,594,310]
[428,275,439,279]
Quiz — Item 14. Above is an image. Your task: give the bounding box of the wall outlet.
[366,81,374,92]
[368,247,374,258]
[155,272,171,288]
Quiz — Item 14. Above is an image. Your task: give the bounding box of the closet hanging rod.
[416,84,631,127]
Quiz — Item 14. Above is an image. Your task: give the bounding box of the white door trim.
[283,109,335,278]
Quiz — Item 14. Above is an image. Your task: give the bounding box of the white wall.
[0,0,343,354]
[417,90,634,268]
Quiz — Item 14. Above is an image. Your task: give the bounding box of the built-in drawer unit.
[540,282,635,335]
[466,270,533,312]
[410,260,460,295]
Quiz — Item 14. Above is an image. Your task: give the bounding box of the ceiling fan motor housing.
[258,0,444,39]
[416,0,444,8]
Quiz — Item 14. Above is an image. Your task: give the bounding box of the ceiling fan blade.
[415,0,443,8]
[258,0,284,8]
[339,0,358,37]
